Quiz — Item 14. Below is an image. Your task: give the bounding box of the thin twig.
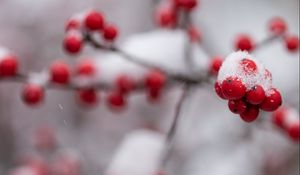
[253,34,284,53]
[84,32,209,85]
[160,83,192,168]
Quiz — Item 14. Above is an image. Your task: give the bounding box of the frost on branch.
[215,51,282,122]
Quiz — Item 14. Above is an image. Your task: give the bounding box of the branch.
[160,83,192,168]
[254,34,284,53]
[84,32,210,85]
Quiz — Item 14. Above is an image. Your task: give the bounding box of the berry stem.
[254,34,284,53]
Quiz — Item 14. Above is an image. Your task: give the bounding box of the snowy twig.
[84,31,210,85]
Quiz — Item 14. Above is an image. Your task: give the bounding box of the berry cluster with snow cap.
[64,10,119,54]
[215,51,282,122]
[272,106,300,142]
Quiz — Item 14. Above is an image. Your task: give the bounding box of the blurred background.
[0,0,299,175]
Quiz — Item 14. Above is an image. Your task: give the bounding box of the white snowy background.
[0,0,299,175]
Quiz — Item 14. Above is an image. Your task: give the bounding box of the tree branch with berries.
[1,0,299,175]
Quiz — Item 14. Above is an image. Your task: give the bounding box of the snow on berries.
[272,107,300,142]
[22,72,49,106]
[215,51,282,122]
[63,10,119,54]
[0,47,19,77]
[65,13,85,31]
[63,30,83,54]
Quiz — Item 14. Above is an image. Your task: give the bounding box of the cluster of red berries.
[235,17,299,52]
[9,127,81,175]
[0,48,19,77]
[155,0,202,43]
[21,57,167,110]
[215,52,282,122]
[156,0,198,26]
[272,107,300,142]
[76,69,166,109]
[63,10,119,54]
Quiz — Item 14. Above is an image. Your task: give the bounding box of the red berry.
[116,74,135,95]
[0,55,18,77]
[285,35,299,52]
[221,77,246,100]
[188,26,201,42]
[78,89,98,105]
[145,70,166,91]
[76,59,95,76]
[214,82,226,99]
[209,56,223,75]
[240,105,259,122]
[228,99,247,114]
[287,122,300,142]
[63,32,83,54]
[235,34,255,52]
[269,17,287,35]
[259,88,282,111]
[84,10,105,31]
[240,58,257,74]
[65,18,81,31]
[147,88,162,102]
[156,7,177,27]
[22,84,44,105]
[176,0,198,11]
[50,61,70,84]
[245,85,266,105]
[272,107,287,128]
[107,91,126,110]
[103,24,118,41]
